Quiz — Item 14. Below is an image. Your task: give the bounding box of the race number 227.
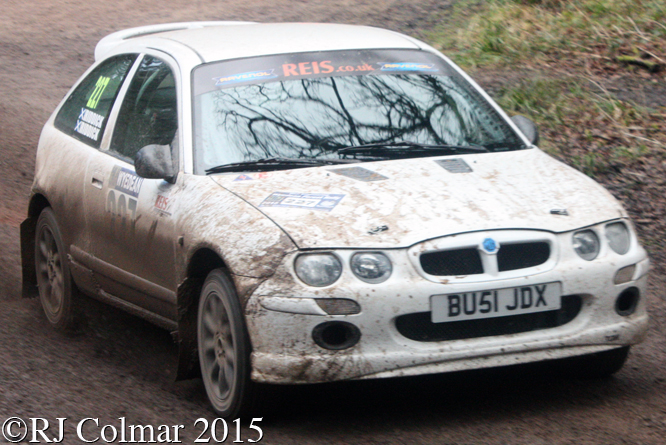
[87,76,110,109]
[106,190,137,229]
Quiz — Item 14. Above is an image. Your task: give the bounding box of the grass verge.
[432,0,666,73]
[494,77,664,177]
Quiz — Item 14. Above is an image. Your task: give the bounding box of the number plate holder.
[431,282,562,323]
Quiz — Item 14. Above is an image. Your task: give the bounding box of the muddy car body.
[21,22,649,417]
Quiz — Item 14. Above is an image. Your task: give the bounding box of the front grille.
[498,242,550,272]
[420,248,483,276]
[419,241,551,276]
[395,295,582,342]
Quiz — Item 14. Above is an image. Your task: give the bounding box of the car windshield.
[192,49,525,174]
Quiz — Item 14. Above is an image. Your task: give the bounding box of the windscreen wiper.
[337,141,488,158]
[205,157,357,174]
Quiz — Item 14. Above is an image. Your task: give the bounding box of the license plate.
[431,282,562,323]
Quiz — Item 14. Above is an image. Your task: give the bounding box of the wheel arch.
[21,193,52,298]
[175,246,231,380]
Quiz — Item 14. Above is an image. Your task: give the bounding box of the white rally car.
[21,22,649,417]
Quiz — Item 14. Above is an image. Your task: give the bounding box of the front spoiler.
[250,314,648,384]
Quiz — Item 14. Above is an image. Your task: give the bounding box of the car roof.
[95,22,424,63]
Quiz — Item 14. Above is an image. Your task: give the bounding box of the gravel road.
[1,1,665,444]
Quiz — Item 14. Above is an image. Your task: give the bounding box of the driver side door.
[83,54,181,324]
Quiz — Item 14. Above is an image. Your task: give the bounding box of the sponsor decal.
[231,172,272,182]
[259,192,345,211]
[329,166,388,182]
[282,61,334,76]
[282,61,375,77]
[214,69,277,86]
[74,107,105,141]
[231,173,272,182]
[435,158,473,173]
[378,62,438,72]
[110,166,144,198]
[154,194,172,216]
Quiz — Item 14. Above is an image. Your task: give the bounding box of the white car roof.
[96,22,424,63]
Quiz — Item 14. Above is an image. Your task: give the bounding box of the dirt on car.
[1,1,665,444]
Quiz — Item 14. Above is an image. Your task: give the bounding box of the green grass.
[432,0,666,72]
[492,76,662,175]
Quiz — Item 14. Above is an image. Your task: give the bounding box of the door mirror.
[511,115,540,146]
[135,144,176,181]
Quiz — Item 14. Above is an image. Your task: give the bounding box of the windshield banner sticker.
[378,63,438,72]
[110,166,144,197]
[259,192,344,211]
[194,49,455,96]
[330,167,388,182]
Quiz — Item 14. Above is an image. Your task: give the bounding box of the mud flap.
[174,276,203,380]
[20,217,38,298]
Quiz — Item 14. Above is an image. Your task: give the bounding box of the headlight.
[350,252,392,283]
[294,253,342,287]
[572,229,600,261]
[606,222,630,255]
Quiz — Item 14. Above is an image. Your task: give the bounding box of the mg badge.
[481,238,500,254]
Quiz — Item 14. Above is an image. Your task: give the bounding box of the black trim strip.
[70,245,176,304]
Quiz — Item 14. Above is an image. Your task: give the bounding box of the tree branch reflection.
[205,74,513,163]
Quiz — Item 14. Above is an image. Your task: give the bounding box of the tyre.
[563,346,630,379]
[197,269,257,418]
[34,207,79,331]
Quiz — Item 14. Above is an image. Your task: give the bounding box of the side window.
[110,56,178,162]
[54,54,137,148]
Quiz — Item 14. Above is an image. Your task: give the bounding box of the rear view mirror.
[135,144,176,182]
[511,115,540,146]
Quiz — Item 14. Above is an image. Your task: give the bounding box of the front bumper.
[245,230,650,384]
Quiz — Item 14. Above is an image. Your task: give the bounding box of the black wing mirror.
[135,144,176,182]
[511,115,540,146]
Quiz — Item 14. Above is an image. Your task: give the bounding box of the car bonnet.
[209,149,625,249]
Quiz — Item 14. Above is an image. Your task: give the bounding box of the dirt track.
[1,1,666,444]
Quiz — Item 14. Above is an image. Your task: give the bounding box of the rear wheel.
[197,269,257,418]
[34,207,79,331]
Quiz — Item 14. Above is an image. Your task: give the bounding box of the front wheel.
[34,207,79,331]
[197,269,257,418]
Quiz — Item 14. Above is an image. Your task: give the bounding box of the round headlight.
[350,252,392,283]
[572,229,600,261]
[294,253,342,287]
[606,222,630,255]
